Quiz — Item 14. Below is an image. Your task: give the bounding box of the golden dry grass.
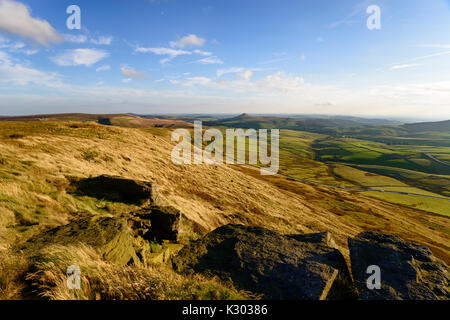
[26,243,250,300]
[0,120,449,299]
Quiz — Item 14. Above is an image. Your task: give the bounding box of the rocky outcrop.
[172,224,355,300]
[349,231,450,300]
[70,175,160,205]
[20,217,139,266]
[145,206,181,242]
[127,205,181,242]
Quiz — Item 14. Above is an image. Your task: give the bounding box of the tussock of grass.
[26,244,251,300]
[0,250,28,299]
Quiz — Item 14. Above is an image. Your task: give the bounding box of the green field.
[195,115,450,217]
[224,130,450,217]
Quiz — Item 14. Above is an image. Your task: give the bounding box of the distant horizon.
[0,111,448,123]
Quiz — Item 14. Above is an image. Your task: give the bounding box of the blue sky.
[0,0,450,119]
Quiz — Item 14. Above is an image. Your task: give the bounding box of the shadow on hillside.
[67,175,155,205]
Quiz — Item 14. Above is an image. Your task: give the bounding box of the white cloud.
[172,70,307,94]
[122,78,132,83]
[256,72,305,92]
[64,34,88,44]
[24,49,38,55]
[136,46,192,65]
[169,34,205,48]
[64,34,113,45]
[0,0,61,46]
[235,70,253,80]
[0,38,38,55]
[96,65,110,72]
[120,67,146,78]
[136,47,191,58]
[181,77,213,86]
[196,56,223,65]
[390,64,419,70]
[193,49,212,56]
[0,49,59,85]
[90,36,113,45]
[159,58,171,66]
[51,49,109,67]
[407,50,450,62]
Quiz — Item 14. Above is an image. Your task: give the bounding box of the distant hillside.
[403,120,450,133]
[0,113,193,129]
[288,114,402,126]
[204,113,373,131]
[205,113,448,138]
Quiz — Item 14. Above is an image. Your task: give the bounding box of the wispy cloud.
[0,37,38,55]
[51,49,109,67]
[90,36,113,45]
[216,67,265,78]
[235,70,253,80]
[258,57,290,65]
[136,47,191,57]
[169,34,206,48]
[0,49,59,86]
[196,56,223,65]
[120,67,147,78]
[390,64,420,70]
[407,50,450,62]
[63,34,88,44]
[217,67,245,77]
[193,49,212,56]
[135,46,192,65]
[64,34,113,45]
[96,65,110,72]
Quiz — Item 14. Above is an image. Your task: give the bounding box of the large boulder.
[172,224,355,300]
[348,231,450,300]
[70,175,159,205]
[19,217,139,266]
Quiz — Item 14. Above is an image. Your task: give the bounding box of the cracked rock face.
[349,231,450,300]
[173,224,355,300]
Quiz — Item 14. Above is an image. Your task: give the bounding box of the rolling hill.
[0,113,193,129]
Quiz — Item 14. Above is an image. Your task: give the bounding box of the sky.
[0,0,450,120]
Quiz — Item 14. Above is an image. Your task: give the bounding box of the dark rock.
[69,175,159,205]
[127,205,181,242]
[287,231,338,248]
[349,231,450,300]
[173,224,355,300]
[20,217,139,266]
[145,206,181,242]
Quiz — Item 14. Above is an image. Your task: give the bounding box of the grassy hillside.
[404,120,450,133]
[0,120,449,298]
[0,113,193,129]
